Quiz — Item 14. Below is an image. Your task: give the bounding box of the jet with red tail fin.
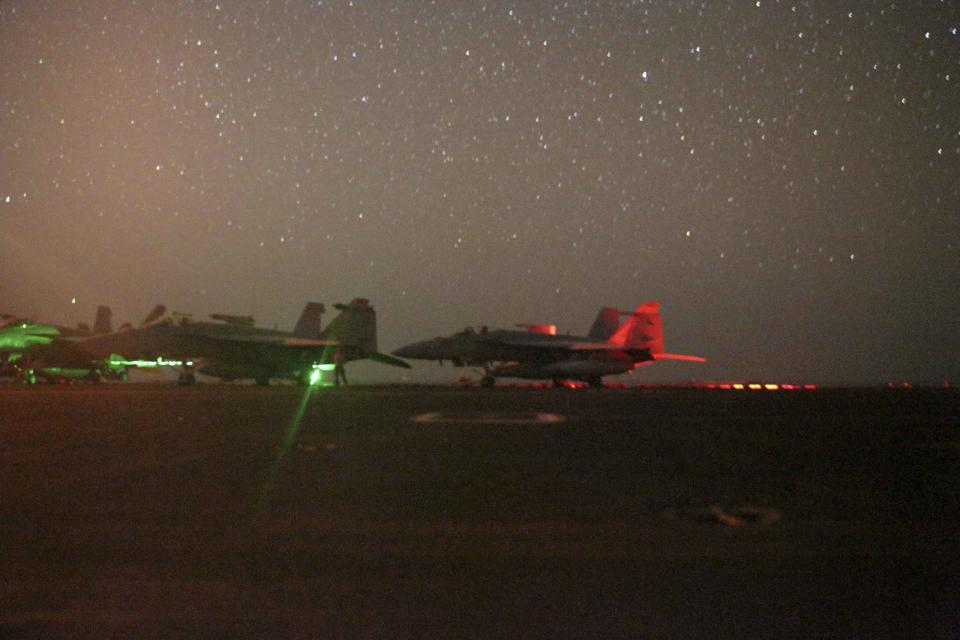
[392,302,705,387]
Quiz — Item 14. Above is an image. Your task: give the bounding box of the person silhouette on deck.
[333,347,348,386]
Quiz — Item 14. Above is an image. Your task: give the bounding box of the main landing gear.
[177,365,196,386]
[16,368,38,385]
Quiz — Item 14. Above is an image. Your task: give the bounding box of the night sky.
[2,1,958,385]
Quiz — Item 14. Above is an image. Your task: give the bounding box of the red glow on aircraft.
[516,324,557,335]
[654,353,709,363]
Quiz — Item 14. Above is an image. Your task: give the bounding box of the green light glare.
[253,381,321,518]
[312,363,336,372]
[0,324,58,350]
[108,356,194,368]
[309,369,321,385]
[37,367,90,379]
[159,357,194,367]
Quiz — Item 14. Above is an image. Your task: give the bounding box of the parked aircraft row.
[0,300,704,387]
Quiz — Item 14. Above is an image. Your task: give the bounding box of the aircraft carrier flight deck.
[1,384,957,639]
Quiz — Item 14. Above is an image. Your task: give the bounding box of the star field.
[2,1,958,384]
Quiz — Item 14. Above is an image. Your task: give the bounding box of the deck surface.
[1,385,957,638]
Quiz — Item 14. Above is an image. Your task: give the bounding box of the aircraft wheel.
[87,369,105,383]
[255,378,270,386]
[480,374,496,388]
[19,369,37,385]
[553,378,566,388]
[178,371,196,386]
[587,376,603,388]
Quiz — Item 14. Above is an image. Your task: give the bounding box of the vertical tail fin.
[319,298,377,352]
[610,302,706,362]
[293,302,326,339]
[587,307,621,340]
[141,305,167,326]
[608,302,663,351]
[93,306,113,335]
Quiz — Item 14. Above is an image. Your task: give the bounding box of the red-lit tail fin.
[587,307,621,340]
[608,302,663,351]
[608,302,706,362]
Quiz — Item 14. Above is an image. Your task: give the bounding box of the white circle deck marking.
[410,412,565,425]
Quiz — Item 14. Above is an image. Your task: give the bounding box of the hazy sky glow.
[2,1,958,384]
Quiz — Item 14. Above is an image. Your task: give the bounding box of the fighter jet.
[76,298,410,385]
[392,302,705,387]
[1,305,162,383]
[0,305,113,340]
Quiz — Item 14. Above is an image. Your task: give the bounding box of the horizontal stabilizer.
[367,351,412,369]
[653,352,707,363]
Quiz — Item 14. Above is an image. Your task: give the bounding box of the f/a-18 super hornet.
[392,302,705,387]
[1,304,114,342]
[75,298,410,385]
[1,305,167,383]
[0,305,127,383]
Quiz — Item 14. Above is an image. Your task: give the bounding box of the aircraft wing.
[565,344,706,361]
[479,333,586,350]
[219,335,410,368]
[568,344,705,361]
[367,351,412,368]
[568,341,629,351]
[282,337,340,347]
[484,332,650,353]
[193,333,340,347]
[178,333,410,368]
